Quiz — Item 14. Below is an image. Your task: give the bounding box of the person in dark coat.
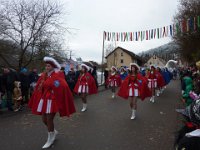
[2,67,19,111]
[91,66,98,88]
[104,68,109,89]
[66,68,76,92]
[75,65,81,84]
[19,68,30,104]
[29,68,39,96]
[0,74,4,113]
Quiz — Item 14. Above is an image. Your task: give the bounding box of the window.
[121,59,124,63]
[121,52,123,56]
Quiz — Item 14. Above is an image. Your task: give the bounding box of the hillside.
[139,42,180,62]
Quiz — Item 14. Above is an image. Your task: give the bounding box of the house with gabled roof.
[105,47,143,69]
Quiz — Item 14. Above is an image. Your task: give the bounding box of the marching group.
[0,56,175,149]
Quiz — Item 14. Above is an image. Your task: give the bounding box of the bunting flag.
[104,15,200,42]
[198,16,200,28]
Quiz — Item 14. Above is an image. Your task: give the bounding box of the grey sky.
[63,0,179,62]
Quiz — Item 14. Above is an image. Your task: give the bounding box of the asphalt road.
[0,80,181,150]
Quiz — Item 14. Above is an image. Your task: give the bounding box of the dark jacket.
[29,72,39,84]
[2,71,19,92]
[19,73,30,90]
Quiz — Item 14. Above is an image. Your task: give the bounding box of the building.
[145,55,166,67]
[105,47,143,69]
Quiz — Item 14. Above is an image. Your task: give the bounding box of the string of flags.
[104,16,200,42]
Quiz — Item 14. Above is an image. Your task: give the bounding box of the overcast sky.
[63,0,179,63]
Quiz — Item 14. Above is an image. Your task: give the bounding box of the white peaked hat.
[43,56,61,70]
[130,63,140,70]
[111,66,117,71]
[150,64,156,69]
[81,64,90,71]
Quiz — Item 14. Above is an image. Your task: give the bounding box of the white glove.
[185,129,200,137]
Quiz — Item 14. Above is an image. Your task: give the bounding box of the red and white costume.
[74,72,98,95]
[74,64,97,95]
[107,66,121,87]
[118,63,151,120]
[147,71,158,89]
[28,57,76,117]
[118,73,151,100]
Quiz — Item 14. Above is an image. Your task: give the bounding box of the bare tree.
[0,0,67,69]
[173,0,200,63]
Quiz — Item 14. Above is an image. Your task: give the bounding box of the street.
[0,80,181,150]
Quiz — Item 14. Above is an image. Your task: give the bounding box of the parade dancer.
[118,63,151,120]
[120,67,128,81]
[156,67,166,94]
[147,65,158,103]
[28,57,76,149]
[74,64,97,112]
[107,66,121,99]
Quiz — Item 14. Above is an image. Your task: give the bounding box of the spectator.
[182,71,193,106]
[2,67,19,111]
[0,74,4,114]
[104,68,109,89]
[19,68,30,105]
[75,65,81,84]
[29,68,39,96]
[66,68,76,92]
[91,66,98,88]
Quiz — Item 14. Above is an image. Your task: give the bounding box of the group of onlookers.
[175,65,200,150]
[0,65,98,114]
[0,68,39,113]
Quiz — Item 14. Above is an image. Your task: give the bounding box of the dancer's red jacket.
[118,73,151,100]
[74,72,98,95]
[28,71,76,117]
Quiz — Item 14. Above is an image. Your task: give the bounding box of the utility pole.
[69,50,72,60]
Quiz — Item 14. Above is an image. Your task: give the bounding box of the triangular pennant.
[170,25,173,36]
[151,29,153,39]
[162,26,166,37]
[154,29,156,39]
[121,32,123,42]
[126,32,129,41]
[138,31,140,41]
[103,31,107,41]
[166,26,169,37]
[143,31,145,40]
[186,19,190,32]
[198,16,200,28]
[135,32,138,41]
[146,30,148,40]
[189,17,194,32]
[160,28,162,38]
[194,16,197,31]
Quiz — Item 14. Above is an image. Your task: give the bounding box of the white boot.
[150,97,153,102]
[42,132,55,149]
[81,103,87,112]
[156,90,160,97]
[53,129,58,141]
[151,96,155,103]
[131,109,136,120]
[112,93,115,99]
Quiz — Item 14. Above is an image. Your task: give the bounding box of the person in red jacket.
[107,66,121,99]
[118,63,151,120]
[147,65,158,103]
[28,57,76,149]
[156,66,166,94]
[74,64,97,112]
